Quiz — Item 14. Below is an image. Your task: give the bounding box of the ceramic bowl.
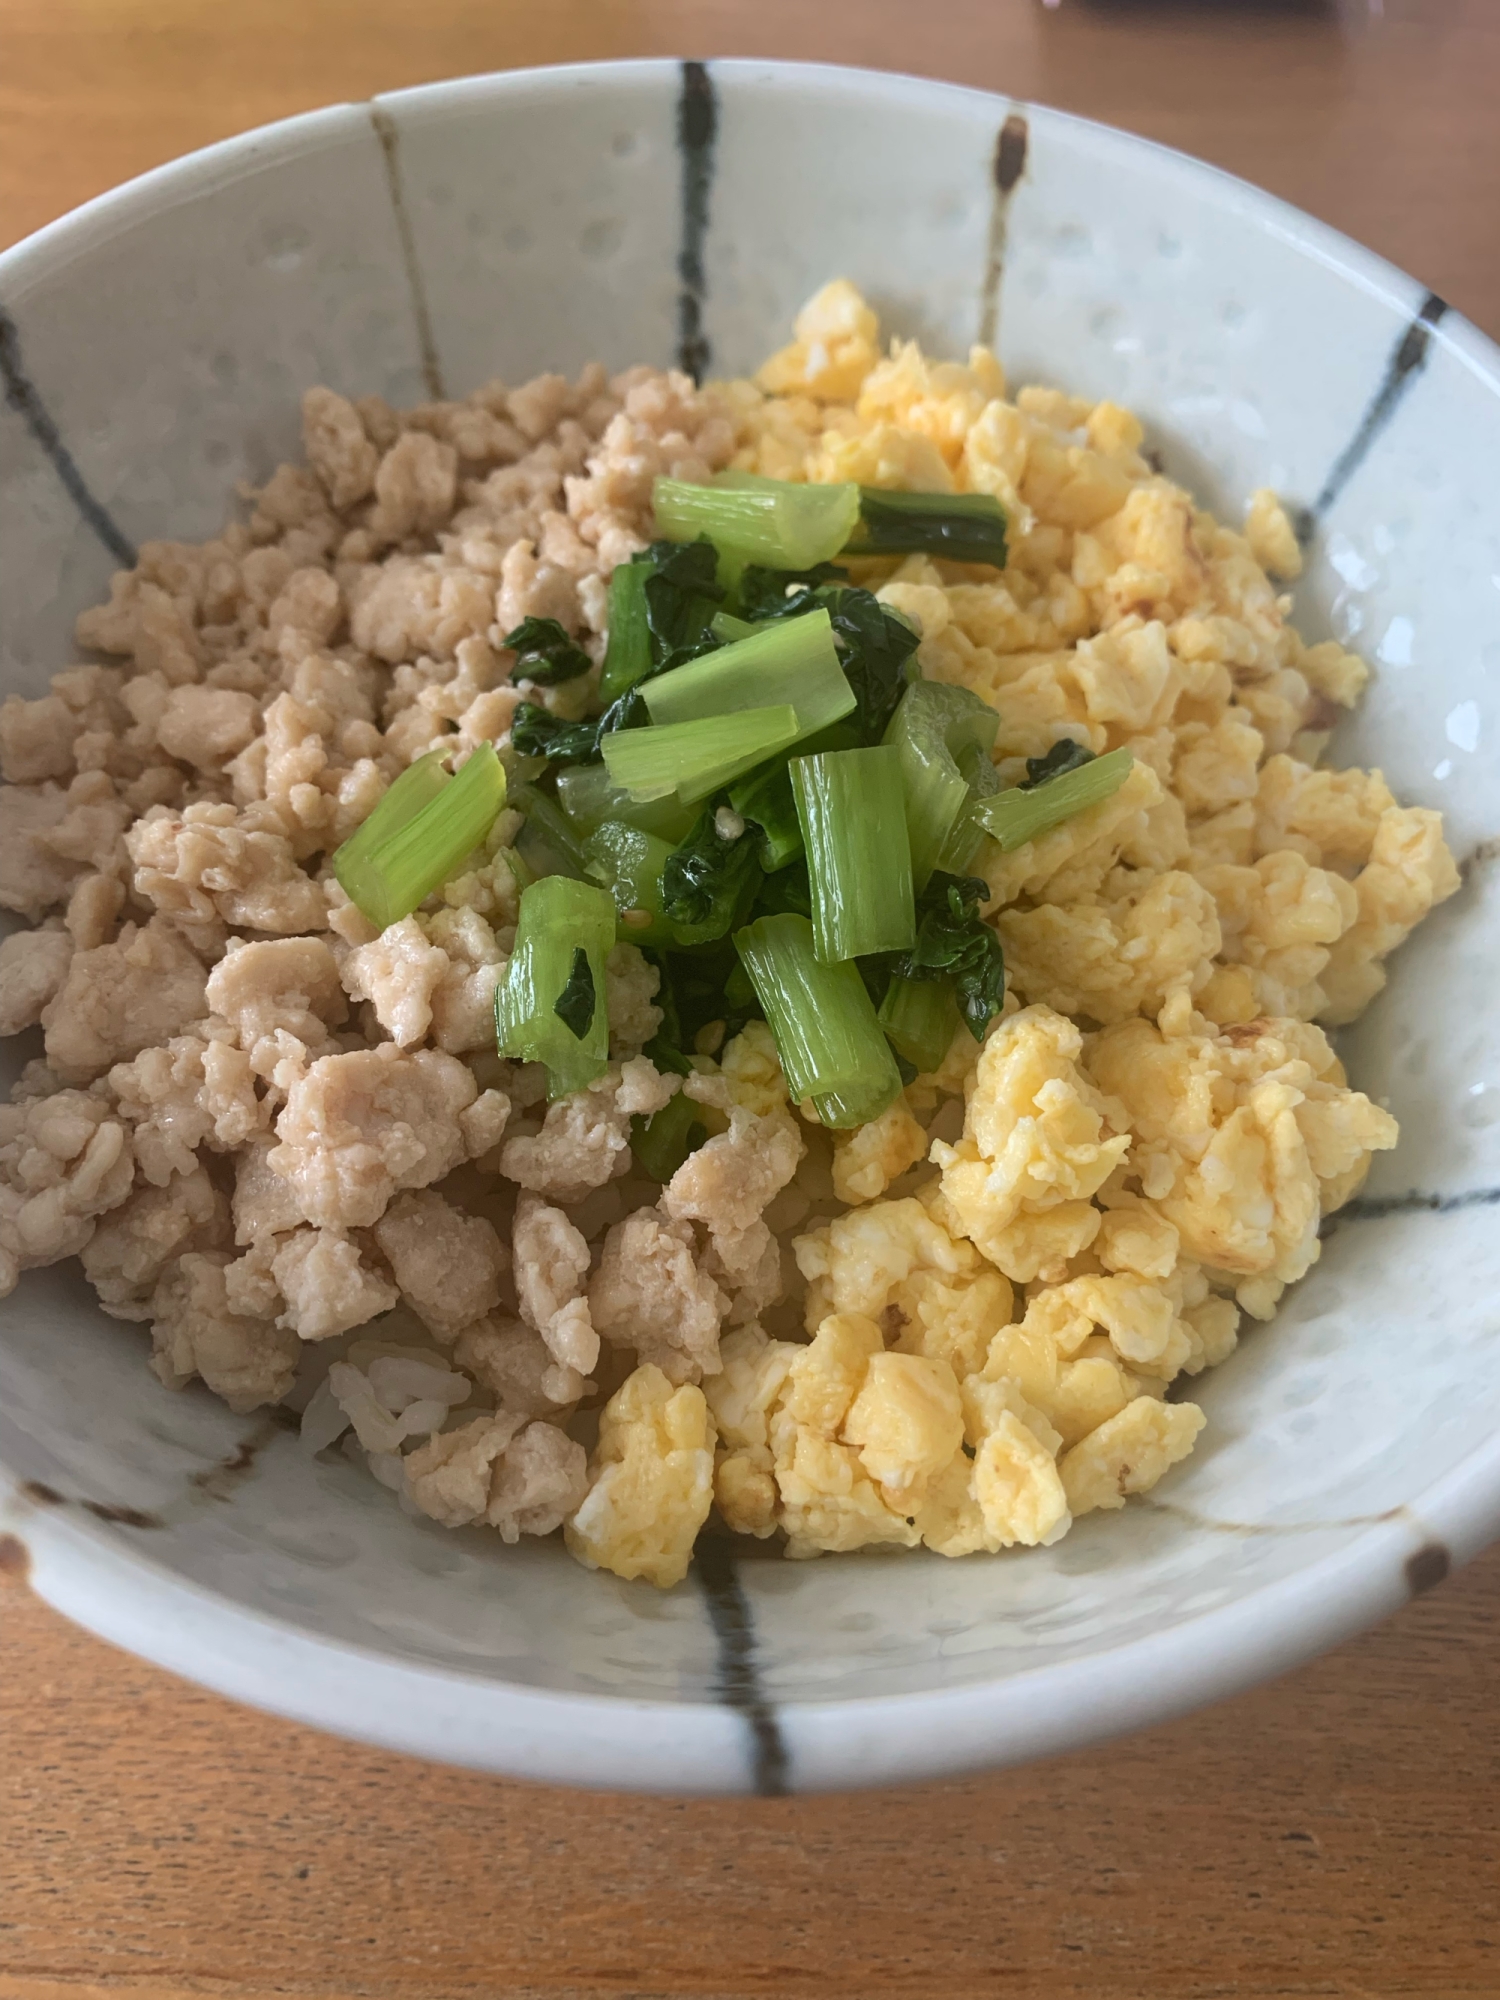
[2,60,1497,1795]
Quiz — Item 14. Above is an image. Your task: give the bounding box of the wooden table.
[2,4,1498,1994]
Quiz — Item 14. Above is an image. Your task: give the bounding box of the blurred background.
[2,0,1497,337]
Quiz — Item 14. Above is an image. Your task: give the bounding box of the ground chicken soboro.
[0,281,1458,1586]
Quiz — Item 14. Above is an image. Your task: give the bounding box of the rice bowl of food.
[1,59,1497,1794]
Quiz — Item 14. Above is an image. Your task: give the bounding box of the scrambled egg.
[564,1364,715,1587]
[929,1005,1130,1283]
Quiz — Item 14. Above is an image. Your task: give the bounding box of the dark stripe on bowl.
[694,1534,789,1796]
[675,61,718,385]
[0,307,138,568]
[17,1477,162,1528]
[1295,291,1448,543]
[370,105,446,401]
[1321,1184,1500,1236]
[1405,1542,1451,1596]
[190,1408,294,1501]
[978,112,1029,352]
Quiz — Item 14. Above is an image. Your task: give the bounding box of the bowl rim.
[3,55,1499,1795]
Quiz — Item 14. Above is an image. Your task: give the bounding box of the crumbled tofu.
[589,1206,726,1384]
[150,1251,301,1411]
[371,1188,507,1341]
[340,916,450,1048]
[0,926,74,1037]
[127,802,327,933]
[80,1163,227,1320]
[42,918,209,1084]
[604,942,663,1055]
[272,1227,400,1341]
[0,1089,136,1295]
[405,1413,588,1541]
[453,1313,586,1415]
[499,1058,675,1204]
[267,1043,487,1229]
[204,935,346,1086]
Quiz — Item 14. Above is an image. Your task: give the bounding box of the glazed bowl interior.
[2,60,1498,1793]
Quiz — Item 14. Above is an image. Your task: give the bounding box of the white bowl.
[2,60,1498,1795]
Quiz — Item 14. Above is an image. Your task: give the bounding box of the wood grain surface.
[3,0,1500,341]
[3,3,1499,1995]
[2,1554,1498,2000]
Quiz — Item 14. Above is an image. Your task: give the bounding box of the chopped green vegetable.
[728,757,804,871]
[973,744,1133,852]
[883,679,1001,889]
[805,1079,909,1129]
[717,577,920,747]
[495,876,615,1098]
[641,608,854,743]
[599,560,652,701]
[553,946,597,1038]
[333,743,506,932]
[654,471,862,578]
[510,703,599,765]
[601,704,802,804]
[510,680,648,768]
[598,540,725,702]
[641,538,723,668]
[733,912,903,1128]
[751,858,814,920]
[878,970,963,1077]
[510,781,590,881]
[828,591,922,744]
[791,745,915,962]
[726,717,861,874]
[656,471,1008,571]
[555,762,696,844]
[650,940,761,1055]
[502,615,593,686]
[933,736,1003,877]
[710,610,760,644]
[583,821,678,947]
[892,871,1007,1043]
[331,750,449,918]
[630,1089,708,1182]
[1022,737,1096,787]
[661,804,763,946]
[642,1020,693,1077]
[735,562,850,620]
[847,488,1008,567]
